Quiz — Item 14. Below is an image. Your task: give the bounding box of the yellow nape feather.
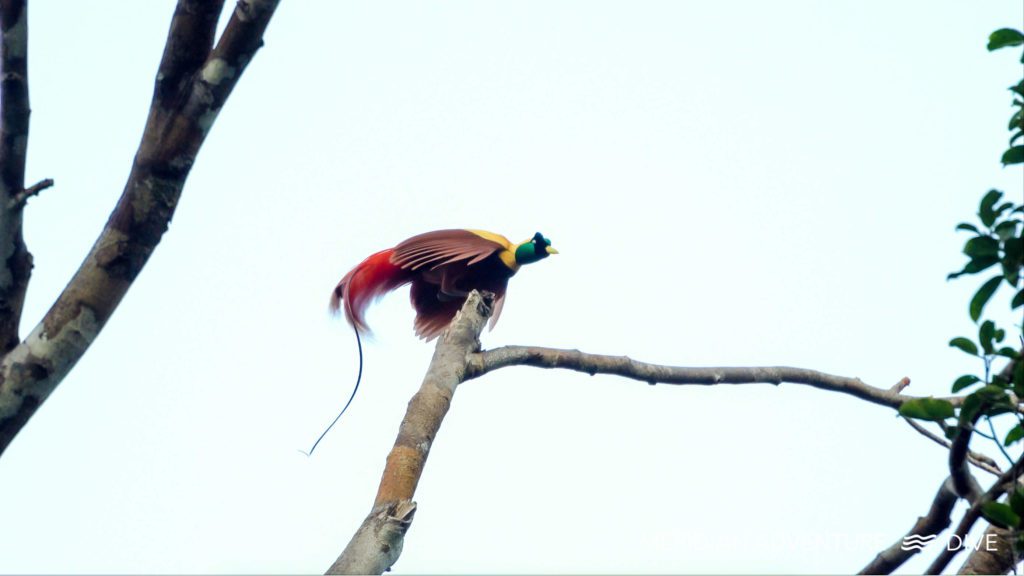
[466,229,519,271]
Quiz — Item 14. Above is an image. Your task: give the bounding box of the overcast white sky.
[0,1,1022,573]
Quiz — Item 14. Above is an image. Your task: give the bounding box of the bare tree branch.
[466,346,962,411]
[926,457,1024,574]
[157,0,224,102]
[0,0,280,456]
[0,0,32,353]
[328,291,495,575]
[331,289,1004,573]
[957,524,1018,575]
[859,477,959,574]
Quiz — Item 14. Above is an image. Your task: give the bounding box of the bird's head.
[514,232,558,265]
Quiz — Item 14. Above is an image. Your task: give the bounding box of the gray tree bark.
[0,0,281,456]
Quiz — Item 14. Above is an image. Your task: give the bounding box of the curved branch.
[467,346,961,411]
[0,0,280,456]
[859,477,959,574]
[328,291,495,574]
[949,416,985,502]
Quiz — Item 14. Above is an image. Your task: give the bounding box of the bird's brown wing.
[391,229,508,271]
[409,276,508,340]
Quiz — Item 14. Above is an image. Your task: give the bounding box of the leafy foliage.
[903,30,1024,492]
[989,28,1024,163]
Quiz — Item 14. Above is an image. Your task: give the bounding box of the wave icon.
[902,534,937,551]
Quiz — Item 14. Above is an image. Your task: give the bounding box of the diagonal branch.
[328,291,495,575]
[0,0,33,352]
[466,346,962,411]
[926,457,1024,574]
[0,0,280,457]
[859,477,959,574]
[957,524,1018,574]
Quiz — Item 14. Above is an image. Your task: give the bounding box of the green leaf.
[1006,425,1024,447]
[1012,490,1024,515]
[995,221,1019,241]
[960,393,983,424]
[1013,130,1024,146]
[995,328,1006,343]
[952,374,982,392]
[956,223,981,233]
[1003,259,1021,287]
[1013,288,1024,309]
[965,236,1000,259]
[996,347,1020,359]
[1011,109,1023,131]
[1006,233,1024,268]
[979,320,996,353]
[980,190,1004,226]
[944,425,960,440]
[976,384,1010,402]
[1016,361,1024,397]
[971,277,1004,322]
[950,337,979,356]
[1003,146,1024,166]
[899,398,955,421]
[972,385,1015,417]
[1013,80,1024,97]
[1007,247,1023,285]
[987,403,1015,418]
[989,28,1024,51]
[948,255,1000,279]
[982,502,1021,529]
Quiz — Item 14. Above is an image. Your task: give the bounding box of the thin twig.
[890,376,912,393]
[6,177,52,209]
[904,418,1002,476]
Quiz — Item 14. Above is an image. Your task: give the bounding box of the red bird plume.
[331,229,557,340]
[329,249,410,334]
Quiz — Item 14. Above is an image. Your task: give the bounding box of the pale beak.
[546,246,559,255]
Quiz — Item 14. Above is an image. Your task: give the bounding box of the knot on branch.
[328,500,417,575]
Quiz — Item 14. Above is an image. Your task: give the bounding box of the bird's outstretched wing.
[391,229,511,271]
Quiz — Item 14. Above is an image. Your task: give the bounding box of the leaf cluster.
[900,29,1024,458]
[988,29,1024,166]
